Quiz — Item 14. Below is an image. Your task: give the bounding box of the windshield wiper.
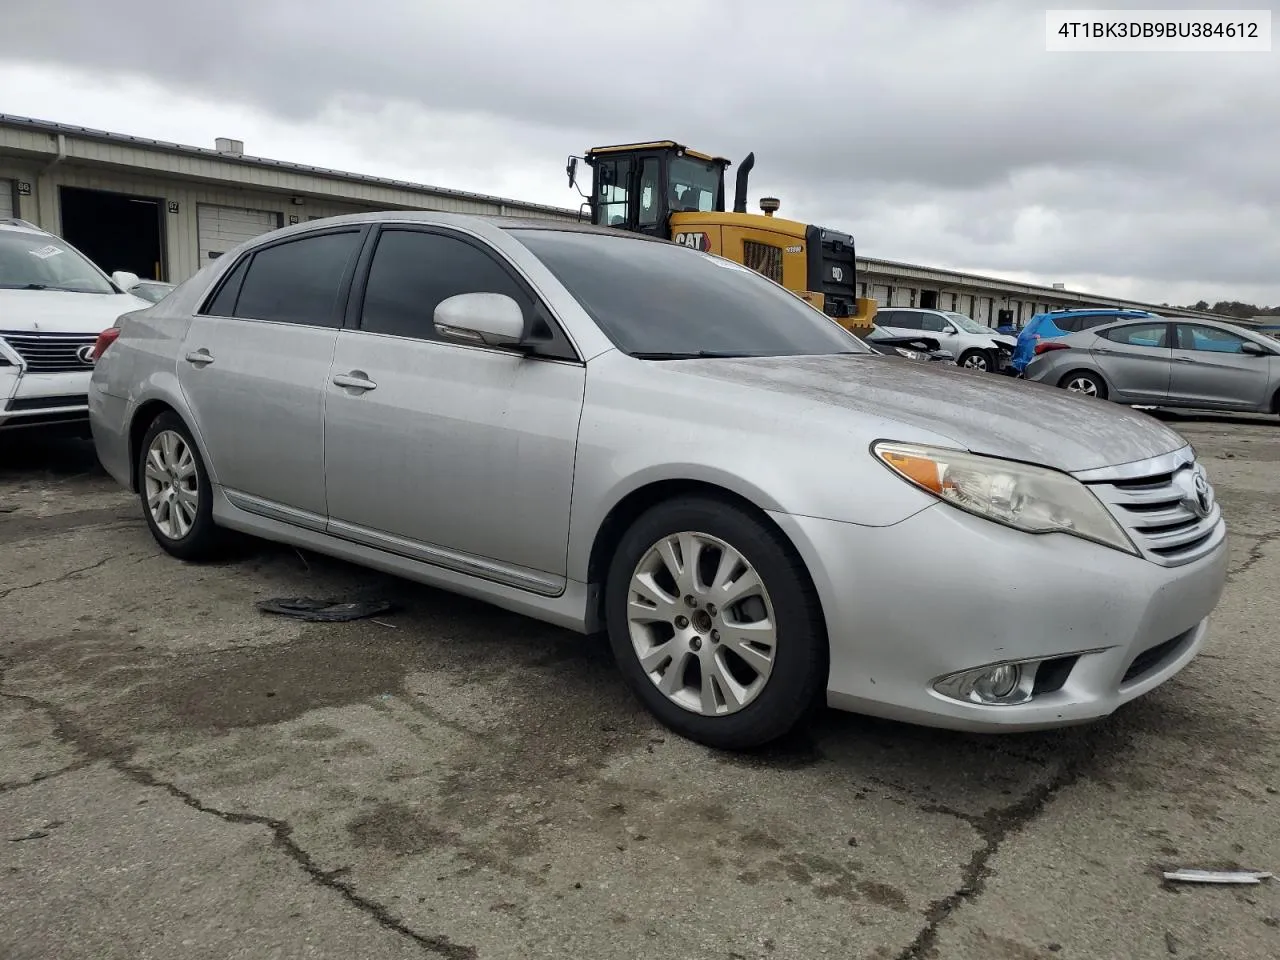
[629,350,759,360]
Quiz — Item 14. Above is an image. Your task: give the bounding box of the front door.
[1090,321,1173,403]
[322,226,586,593]
[177,226,367,526]
[1169,323,1272,409]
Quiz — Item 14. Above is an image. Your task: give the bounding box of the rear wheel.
[958,349,991,372]
[1060,370,1107,400]
[604,496,827,750]
[137,412,222,561]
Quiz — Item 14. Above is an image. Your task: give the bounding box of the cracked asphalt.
[2,413,1278,960]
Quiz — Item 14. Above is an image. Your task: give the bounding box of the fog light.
[973,664,1020,700]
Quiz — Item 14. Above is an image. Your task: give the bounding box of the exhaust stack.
[733,152,755,213]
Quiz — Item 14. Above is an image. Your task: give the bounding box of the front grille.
[0,331,99,373]
[1086,457,1224,567]
[742,241,784,284]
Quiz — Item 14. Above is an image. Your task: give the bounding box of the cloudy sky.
[3,0,1277,306]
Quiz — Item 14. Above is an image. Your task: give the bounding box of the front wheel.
[604,496,827,750]
[958,350,992,372]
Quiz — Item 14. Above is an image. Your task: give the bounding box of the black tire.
[136,411,223,561]
[1059,369,1108,400]
[958,349,991,373]
[604,495,827,751]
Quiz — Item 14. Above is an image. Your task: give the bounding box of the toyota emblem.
[76,344,96,364]
[1192,470,1212,517]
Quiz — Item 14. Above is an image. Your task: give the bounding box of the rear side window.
[919,313,946,333]
[1103,323,1169,347]
[233,231,363,327]
[203,255,250,317]
[1080,315,1115,329]
[1055,315,1082,332]
[891,311,922,330]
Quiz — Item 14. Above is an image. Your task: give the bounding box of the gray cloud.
[5,0,1279,304]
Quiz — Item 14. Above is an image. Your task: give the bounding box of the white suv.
[874,307,1016,373]
[1,219,152,436]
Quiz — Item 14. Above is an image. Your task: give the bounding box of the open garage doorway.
[59,186,165,281]
[918,290,938,309]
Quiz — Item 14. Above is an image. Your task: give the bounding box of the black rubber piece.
[604,494,828,751]
[256,597,395,622]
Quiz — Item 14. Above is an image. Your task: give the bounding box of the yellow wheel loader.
[566,140,876,333]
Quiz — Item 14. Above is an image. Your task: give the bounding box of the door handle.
[332,372,377,392]
[184,350,214,366]
[1173,356,1195,363]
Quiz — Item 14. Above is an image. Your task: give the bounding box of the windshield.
[668,156,721,213]
[514,229,872,358]
[945,312,989,334]
[0,231,116,294]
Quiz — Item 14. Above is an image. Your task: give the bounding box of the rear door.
[1090,321,1173,403]
[876,309,917,339]
[1169,323,1272,409]
[178,225,367,527]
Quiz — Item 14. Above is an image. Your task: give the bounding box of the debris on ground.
[255,597,395,623]
[1162,868,1273,885]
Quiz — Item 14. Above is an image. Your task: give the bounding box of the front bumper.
[0,367,92,431]
[769,500,1228,733]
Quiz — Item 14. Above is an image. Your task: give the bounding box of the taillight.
[90,326,121,362]
[1034,341,1070,355]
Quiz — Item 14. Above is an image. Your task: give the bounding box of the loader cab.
[567,141,730,238]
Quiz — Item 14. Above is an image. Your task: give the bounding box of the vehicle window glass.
[637,158,660,226]
[512,229,870,358]
[945,312,986,334]
[203,255,251,316]
[890,311,921,330]
[1104,323,1169,348]
[1178,324,1247,353]
[668,155,719,212]
[361,229,531,341]
[920,313,945,333]
[0,230,115,294]
[234,231,362,326]
[596,157,631,227]
[1055,315,1081,332]
[1080,315,1114,329]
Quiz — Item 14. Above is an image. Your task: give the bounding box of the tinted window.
[1080,315,1115,329]
[1177,324,1247,353]
[203,254,250,316]
[889,311,922,330]
[234,231,362,326]
[513,229,869,358]
[1103,323,1169,348]
[360,230,532,340]
[1055,315,1082,332]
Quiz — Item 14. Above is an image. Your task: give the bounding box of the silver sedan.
[1024,315,1280,415]
[87,212,1228,750]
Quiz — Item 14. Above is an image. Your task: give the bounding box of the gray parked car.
[1024,316,1280,415]
[87,212,1228,750]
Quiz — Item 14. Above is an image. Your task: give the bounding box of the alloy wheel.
[1066,377,1099,397]
[626,531,777,717]
[963,353,990,371]
[144,429,200,539]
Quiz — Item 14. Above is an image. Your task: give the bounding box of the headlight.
[893,346,924,361]
[872,441,1138,555]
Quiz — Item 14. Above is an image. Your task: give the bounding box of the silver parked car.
[1025,315,1280,414]
[88,212,1228,750]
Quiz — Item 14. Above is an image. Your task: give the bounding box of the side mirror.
[433,292,526,349]
[566,156,578,188]
[1241,340,1267,356]
[112,270,141,291]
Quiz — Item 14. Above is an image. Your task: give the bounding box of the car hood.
[0,290,151,332]
[671,353,1188,474]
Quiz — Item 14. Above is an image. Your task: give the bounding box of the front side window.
[0,231,115,294]
[919,313,947,333]
[945,312,986,334]
[360,229,531,340]
[233,231,363,326]
[637,158,661,227]
[513,228,870,358]
[1103,323,1169,348]
[594,157,631,227]
[668,156,720,213]
[1177,324,1247,353]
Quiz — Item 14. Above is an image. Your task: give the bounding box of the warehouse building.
[2,114,1221,324]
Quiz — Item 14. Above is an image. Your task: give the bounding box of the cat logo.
[673,232,710,251]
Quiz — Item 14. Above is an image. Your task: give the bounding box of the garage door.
[0,179,14,219]
[197,203,281,263]
[870,284,891,305]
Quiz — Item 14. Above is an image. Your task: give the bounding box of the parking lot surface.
[2,413,1278,960]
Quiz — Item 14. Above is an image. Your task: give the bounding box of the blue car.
[1010,308,1159,374]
